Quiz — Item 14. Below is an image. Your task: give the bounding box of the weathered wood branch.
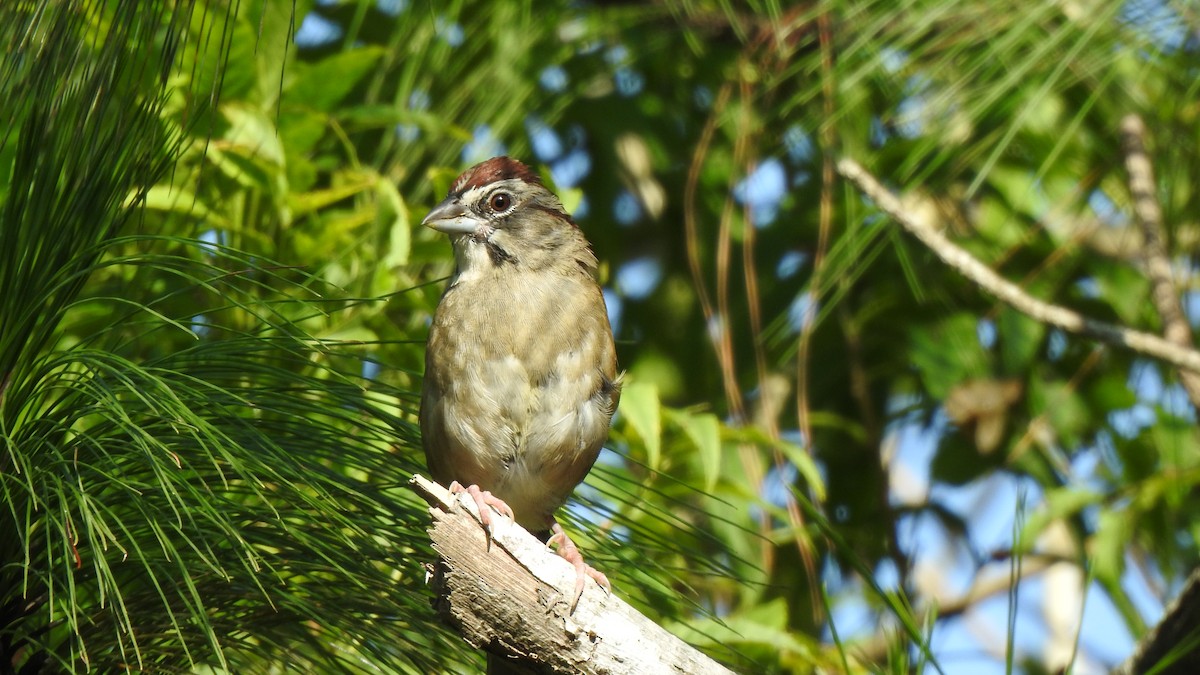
[409,474,735,675]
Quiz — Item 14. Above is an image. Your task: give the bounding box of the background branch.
[1119,113,1200,410]
[839,154,1200,673]
[836,158,1200,373]
[1113,567,1200,675]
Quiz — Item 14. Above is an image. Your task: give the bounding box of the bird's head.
[422,157,595,275]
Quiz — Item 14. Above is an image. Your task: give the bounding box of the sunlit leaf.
[671,410,721,491]
[619,380,662,472]
[378,178,411,268]
[1093,509,1129,586]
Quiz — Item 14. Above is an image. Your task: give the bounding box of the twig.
[1113,566,1200,675]
[851,556,1057,664]
[409,475,735,675]
[836,158,1200,373]
[1119,114,1200,409]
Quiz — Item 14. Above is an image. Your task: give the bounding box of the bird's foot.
[548,522,610,612]
[447,481,514,535]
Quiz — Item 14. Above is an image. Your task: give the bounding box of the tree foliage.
[2,0,1198,673]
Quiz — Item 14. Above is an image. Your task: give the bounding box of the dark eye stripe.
[526,203,578,227]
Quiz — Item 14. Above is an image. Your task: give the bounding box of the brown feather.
[451,156,543,195]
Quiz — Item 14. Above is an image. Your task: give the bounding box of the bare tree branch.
[1113,567,1200,675]
[1119,113,1200,409]
[409,475,736,675]
[836,158,1200,373]
[852,555,1059,664]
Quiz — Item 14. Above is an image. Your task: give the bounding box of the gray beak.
[422,197,479,235]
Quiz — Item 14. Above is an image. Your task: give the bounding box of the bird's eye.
[488,192,513,212]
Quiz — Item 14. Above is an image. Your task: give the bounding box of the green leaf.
[1030,378,1089,447]
[250,0,294,106]
[1093,259,1151,325]
[284,47,386,113]
[930,432,1001,485]
[221,103,285,167]
[725,424,827,501]
[279,110,328,157]
[1093,509,1129,586]
[1021,487,1102,547]
[675,411,721,491]
[141,186,227,226]
[378,178,411,268]
[988,163,1043,221]
[289,175,377,216]
[559,186,584,215]
[618,381,661,471]
[1086,371,1137,411]
[665,598,823,665]
[910,313,991,399]
[1021,91,1065,135]
[975,195,1026,249]
[780,447,827,502]
[1150,416,1200,504]
[997,308,1045,373]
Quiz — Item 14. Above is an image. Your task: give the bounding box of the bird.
[419,156,621,610]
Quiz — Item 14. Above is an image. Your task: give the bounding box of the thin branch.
[685,79,776,581]
[1119,113,1200,410]
[852,556,1058,664]
[409,475,735,675]
[836,158,1200,373]
[1113,566,1200,675]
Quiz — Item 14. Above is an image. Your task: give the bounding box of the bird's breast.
[420,270,617,528]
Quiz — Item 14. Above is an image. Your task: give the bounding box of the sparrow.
[419,156,621,608]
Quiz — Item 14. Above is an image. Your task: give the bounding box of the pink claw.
[548,522,610,612]
[448,481,514,532]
